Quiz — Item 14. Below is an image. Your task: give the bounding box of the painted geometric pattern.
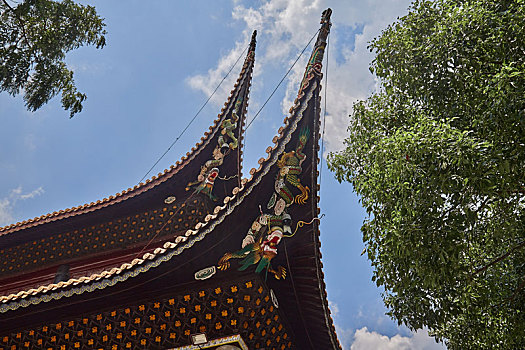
[0,198,209,277]
[0,278,292,350]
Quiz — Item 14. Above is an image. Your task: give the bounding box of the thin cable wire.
[133,191,196,259]
[138,43,250,184]
[319,34,329,190]
[283,214,325,237]
[244,29,320,133]
[241,28,319,169]
[283,240,316,349]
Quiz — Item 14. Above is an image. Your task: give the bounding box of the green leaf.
[328,0,525,347]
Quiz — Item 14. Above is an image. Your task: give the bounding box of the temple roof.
[0,10,340,349]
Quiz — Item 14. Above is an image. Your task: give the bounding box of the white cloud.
[351,327,446,350]
[187,0,412,154]
[330,301,446,350]
[20,186,44,200]
[0,197,14,226]
[24,133,37,151]
[0,186,45,226]
[329,300,355,348]
[186,31,253,107]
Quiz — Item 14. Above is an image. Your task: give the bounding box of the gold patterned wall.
[0,278,293,350]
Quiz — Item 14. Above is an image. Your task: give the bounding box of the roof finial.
[321,8,332,25]
[249,30,257,51]
[293,8,332,100]
[317,8,332,48]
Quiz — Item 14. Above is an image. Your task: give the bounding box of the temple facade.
[0,9,340,350]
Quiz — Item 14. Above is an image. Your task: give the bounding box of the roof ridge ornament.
[295,8,331,104]
[250,30,257,51]
[217,128,310,280]
[185,30,257,201]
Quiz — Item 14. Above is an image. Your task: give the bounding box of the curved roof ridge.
[0,31,257,237]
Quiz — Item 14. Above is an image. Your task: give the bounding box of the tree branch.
[509,274,525,303]
[2,0,33,52]
[474,240,525,275]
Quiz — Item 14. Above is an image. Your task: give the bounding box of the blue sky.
[0,1,446,349]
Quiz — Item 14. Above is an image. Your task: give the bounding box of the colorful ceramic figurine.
[217,205,290,280]
[188,98,243,199]
[191,167,219,200]
[218,98,242,151]
[218,128,310,279]
[187,147,225,200]
[269,127,310,208]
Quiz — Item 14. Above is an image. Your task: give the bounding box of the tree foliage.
[0,0,106,117]
[328,0,525,348]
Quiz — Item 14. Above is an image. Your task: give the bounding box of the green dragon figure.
[273,127,310,207]
[189,98,243,200]
[217,127,310,280]
[187,146,225,200]
[218,98,242,151]
[217,210,290,280]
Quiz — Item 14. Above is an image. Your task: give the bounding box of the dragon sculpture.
[271,127,310,207]
[186,98,243,200]
[218,127,310,280]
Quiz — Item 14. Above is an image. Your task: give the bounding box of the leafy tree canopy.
[328,0,525,348]
[0,0,106,117]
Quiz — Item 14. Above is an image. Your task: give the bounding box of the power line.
[138,43,250,184]
[241,28,320,166]
[244,29,320,132]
